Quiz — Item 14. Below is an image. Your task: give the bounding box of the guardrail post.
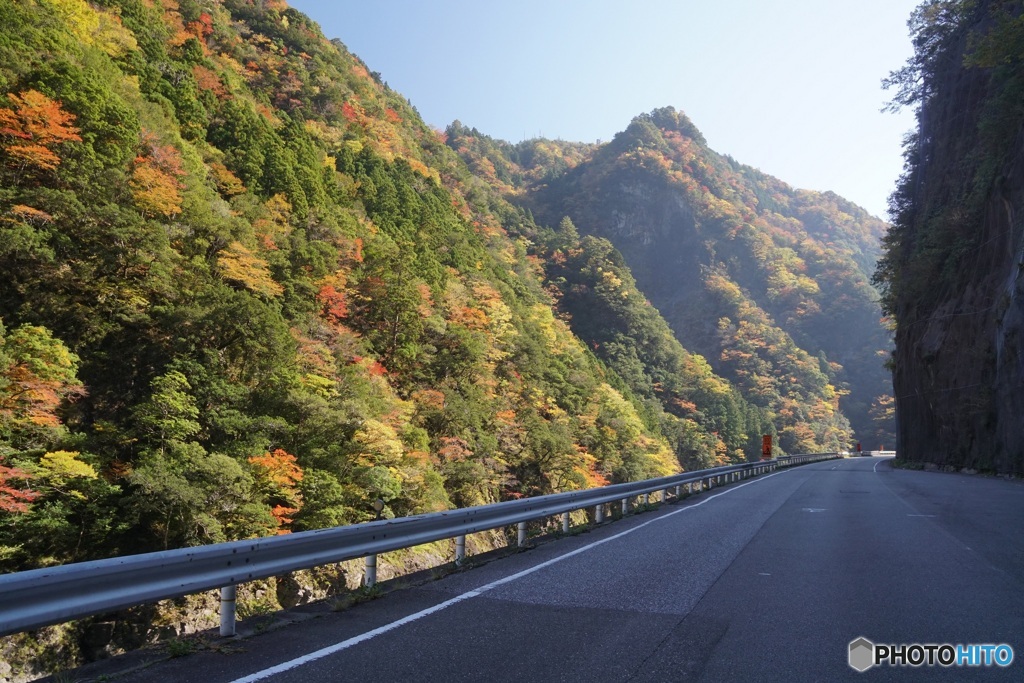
[621,498,628,516]
[562,511,570,533]
[517,521,527,547]
[675,485,682,497]
[594,504,604,523]
[364,554,377,588]
[455,535,466,564]
[643,492,650,507]
[219,584,236,637]
[662,488,669,502]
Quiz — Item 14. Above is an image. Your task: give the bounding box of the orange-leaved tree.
[0,89,81,179]
[249,449,303,533]
[0,321,84,447]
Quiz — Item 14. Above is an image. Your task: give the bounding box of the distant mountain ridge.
[447,108,895,451]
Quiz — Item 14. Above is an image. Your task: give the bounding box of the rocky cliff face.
[880,0,1023,473]
[892,137,1024,472]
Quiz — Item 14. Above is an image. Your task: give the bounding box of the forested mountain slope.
[448,110,895,453]
[0,0,782,589]
[875,0,1024,474]
[0,0,692,574]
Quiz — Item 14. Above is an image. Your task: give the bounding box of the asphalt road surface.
[78,457,1024,682]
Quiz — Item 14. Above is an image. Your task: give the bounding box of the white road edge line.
[229,469,792,683]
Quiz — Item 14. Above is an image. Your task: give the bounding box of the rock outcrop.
[879,0,1024,473]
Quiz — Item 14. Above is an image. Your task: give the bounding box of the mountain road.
[84,457,1024,682]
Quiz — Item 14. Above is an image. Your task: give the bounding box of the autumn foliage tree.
[130,132,186,217]
[0,457,38,513]
[0,89,81,178]
[217,241,285,297]
[249,449,303,532]
[0,321,84,448]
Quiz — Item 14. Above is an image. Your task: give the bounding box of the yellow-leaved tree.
[130,132,186,218]
[217,241,284,297]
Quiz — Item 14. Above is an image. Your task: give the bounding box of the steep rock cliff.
[878,0,1024,472]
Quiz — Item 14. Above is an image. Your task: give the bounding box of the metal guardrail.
[0,453,836,638]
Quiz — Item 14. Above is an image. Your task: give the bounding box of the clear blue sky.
[289,0,921,220]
